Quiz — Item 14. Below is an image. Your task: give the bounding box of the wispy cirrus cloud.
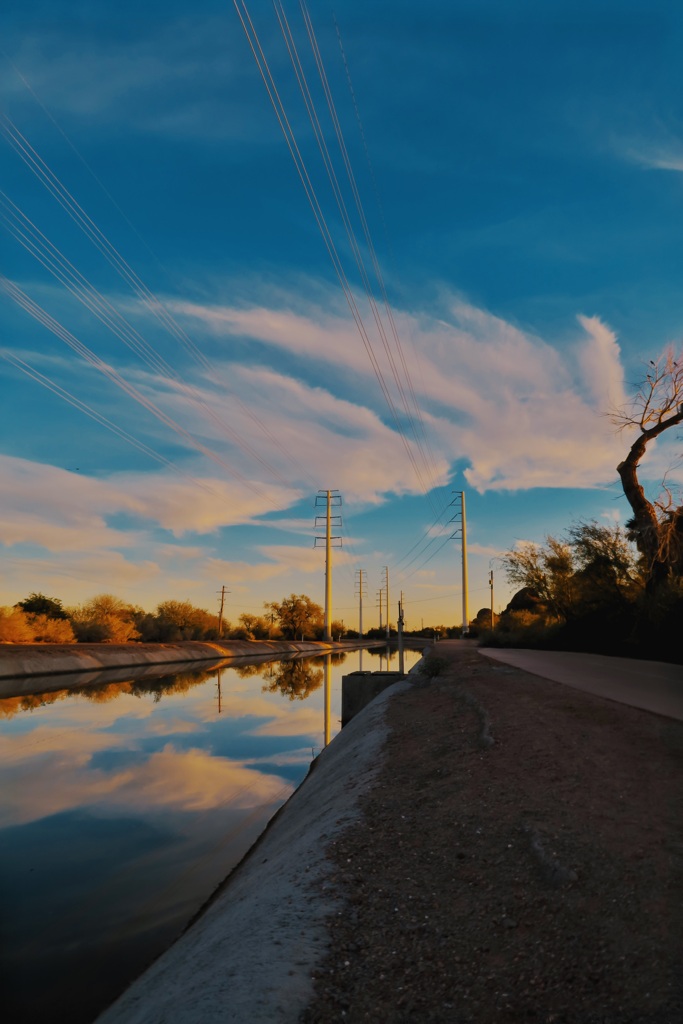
[2,16,280,143]
[173,288,630,493]
[618,140,683,172]
[0,455,301,544]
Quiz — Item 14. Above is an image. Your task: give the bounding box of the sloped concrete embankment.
[0,639,383,693]
[95,675,414,1024]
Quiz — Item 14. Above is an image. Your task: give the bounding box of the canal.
[1,646,423,1024]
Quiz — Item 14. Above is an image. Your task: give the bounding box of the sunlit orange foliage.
[0,607,34,643]
[0,689,72,718]
[27,614,76,643]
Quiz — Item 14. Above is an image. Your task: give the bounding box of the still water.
[0,647,422,1024]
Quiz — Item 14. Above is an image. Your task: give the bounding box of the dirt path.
[302,644,683,1023]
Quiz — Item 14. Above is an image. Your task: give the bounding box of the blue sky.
[1,0,682,627]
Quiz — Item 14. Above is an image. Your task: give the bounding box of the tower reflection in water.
[324,654,331,747]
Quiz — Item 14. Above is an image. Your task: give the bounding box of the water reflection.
[262,659,324,701]
[0,647,423,1024]
[324,654,332,747]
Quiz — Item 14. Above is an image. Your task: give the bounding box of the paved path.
[479,647,683,721]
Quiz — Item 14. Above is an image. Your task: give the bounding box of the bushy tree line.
[484,520,682,661]
[0,591,344,645]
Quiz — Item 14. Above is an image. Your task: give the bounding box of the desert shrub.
[420,654,450,678]
[0,607,34,643]
[27,614,76,643]
[69,594,140,643]
[152,601,218,641]
[482,609,562,649]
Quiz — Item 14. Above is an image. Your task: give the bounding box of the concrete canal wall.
[95,669,421,1024]
[0,638,386,683]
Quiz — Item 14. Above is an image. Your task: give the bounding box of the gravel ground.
[301,643,683,1024]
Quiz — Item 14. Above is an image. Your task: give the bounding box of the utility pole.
[383,565,390,640]
[450,491,470,637]
[217,585,230,638]
[355,569,367,639]
[216,668,223,714]
[397,591,405,675]
[315,490,342,642]
[489,569,495,629]
[377,588,384,632]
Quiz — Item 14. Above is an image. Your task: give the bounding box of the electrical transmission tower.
[382,565,390,640]
[377,587,384,632]
[450,490,470,636]
[314,490,342,641]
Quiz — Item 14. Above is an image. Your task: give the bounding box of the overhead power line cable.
[392,494,454,569]
[275,1,442,510]
[0,113,318,490]
[298,1,443,493]
[400,531,453,580]
[0,190,302,492]
[233,0,434,506]
[0,275,284,506]
[0,348,216,493]
[330,13,438,489]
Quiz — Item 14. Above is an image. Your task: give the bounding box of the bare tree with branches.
[612,347,683,589]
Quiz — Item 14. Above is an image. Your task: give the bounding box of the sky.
[1,0,682,629]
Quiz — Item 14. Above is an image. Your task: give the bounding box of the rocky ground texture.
[301,642,682,1024]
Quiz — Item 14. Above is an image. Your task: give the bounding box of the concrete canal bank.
[95,669,420,1024]
[0,638,387,696]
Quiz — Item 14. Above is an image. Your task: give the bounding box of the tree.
[612,348,683,589]
[230,613,275,641]
[502,537,576,620]
[567,521,639,605]
[26,614,76,643]
[266,594,324,640]
[16,592,69,620]
[153,601,218,641]
[502,522,639,623]
[0,606,75,642]
[69,594,140,643]
[330,619,345,641]
[0,607,34,643]
[262,659,323,700]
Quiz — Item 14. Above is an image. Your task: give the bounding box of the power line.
[233,1,440,509]
[0,275,285,506]
[0,348,213,492]
[299,1,444,495]
[0,113,319,491]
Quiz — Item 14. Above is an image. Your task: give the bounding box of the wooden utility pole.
[217,585,229,638]
[489,570,495,629]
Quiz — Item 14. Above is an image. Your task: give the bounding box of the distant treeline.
[1,592,350,645]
